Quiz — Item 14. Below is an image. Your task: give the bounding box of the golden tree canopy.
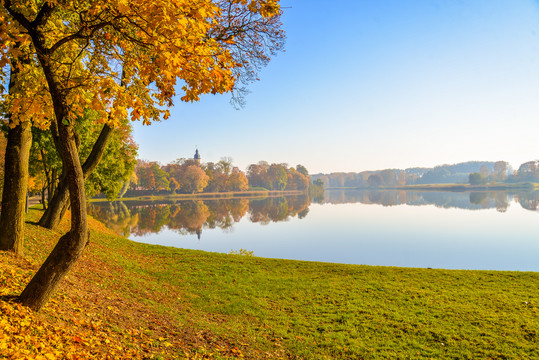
[0,0,281,128]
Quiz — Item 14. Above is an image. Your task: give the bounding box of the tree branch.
[31,1,55,28]
[3,0,32,30]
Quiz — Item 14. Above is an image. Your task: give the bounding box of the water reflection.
[88,190,537,239]
[88,195,310,238]
[88,190,537,270]
[321,189,539,212]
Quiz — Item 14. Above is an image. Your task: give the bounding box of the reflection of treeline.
[311,160,539,188]
[129,158,314,195]
[88,195,311,239]
[249,195,310,224]
[321,189,539,212]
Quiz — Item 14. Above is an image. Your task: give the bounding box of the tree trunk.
[0,61,33,256]
[38,173,68,228]
[41,187,47,210]
[17,23,90,309]
[38,124,113,229]
[19,122,88,311]
[0,119,32,255]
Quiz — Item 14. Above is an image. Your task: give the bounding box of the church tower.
[194,148,201,164]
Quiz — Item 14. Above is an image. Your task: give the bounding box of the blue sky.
[133,0,539,174]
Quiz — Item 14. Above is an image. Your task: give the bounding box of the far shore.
[86,182,539,203]
[325,181,538,192]
[89,189,308,203]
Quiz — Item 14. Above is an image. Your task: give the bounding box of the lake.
[88,189,539,271]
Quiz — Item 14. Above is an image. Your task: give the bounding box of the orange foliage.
[0,0,282,128]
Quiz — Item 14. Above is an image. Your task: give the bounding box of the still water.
[88,190,538,271]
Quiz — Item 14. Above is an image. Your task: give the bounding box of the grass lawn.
[1,208,537,359]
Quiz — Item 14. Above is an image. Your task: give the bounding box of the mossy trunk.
[0,119,32,255]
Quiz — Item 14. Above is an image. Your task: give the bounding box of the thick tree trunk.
[0,119,32,255]
[39,124,113,229]
[0,60,33,256]
[6,0,90,312]
[19,123,88,311]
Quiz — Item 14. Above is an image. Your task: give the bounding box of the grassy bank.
[1,209,537,359]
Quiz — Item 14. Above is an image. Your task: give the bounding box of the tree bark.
[38,124,113,229]
[15,7,89,309]
[20,122,88,311]
[41,187,47,210]
[0,119,32,255]
[0,60,33,256]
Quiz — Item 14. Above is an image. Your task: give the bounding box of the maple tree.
[0,0,282,311]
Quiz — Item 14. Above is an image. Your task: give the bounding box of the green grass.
[108,247,538,359]
[13,209,539,358]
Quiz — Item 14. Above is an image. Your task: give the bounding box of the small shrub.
[229,248,255,257]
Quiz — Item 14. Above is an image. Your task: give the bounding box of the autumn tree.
[285,167,309,191]
[267,164,288,190]
[247,161,270,189]
[203,162,227,192]
[0,0,282,311]
[180,165,210,193]
[247,162,310,191]
[217,157,234,176]
[136,161,158,190]
[296,164,309,177]
[38,0,284,229]
[210,0,284,107]
[492,161,509,182]
[227,166,249,191]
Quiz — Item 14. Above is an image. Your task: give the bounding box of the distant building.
[194,148,201,164]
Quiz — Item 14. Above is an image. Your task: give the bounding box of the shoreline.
[89,189,307,203]
[325,182,537,192]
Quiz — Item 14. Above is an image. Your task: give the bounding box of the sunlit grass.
[2,208,537,359]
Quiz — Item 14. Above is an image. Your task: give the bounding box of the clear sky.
[132,0,539,174]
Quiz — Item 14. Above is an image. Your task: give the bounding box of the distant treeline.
[127,159,322,196]
[311,160,539,188]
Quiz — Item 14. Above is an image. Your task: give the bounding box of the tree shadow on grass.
[0,294,20,302]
